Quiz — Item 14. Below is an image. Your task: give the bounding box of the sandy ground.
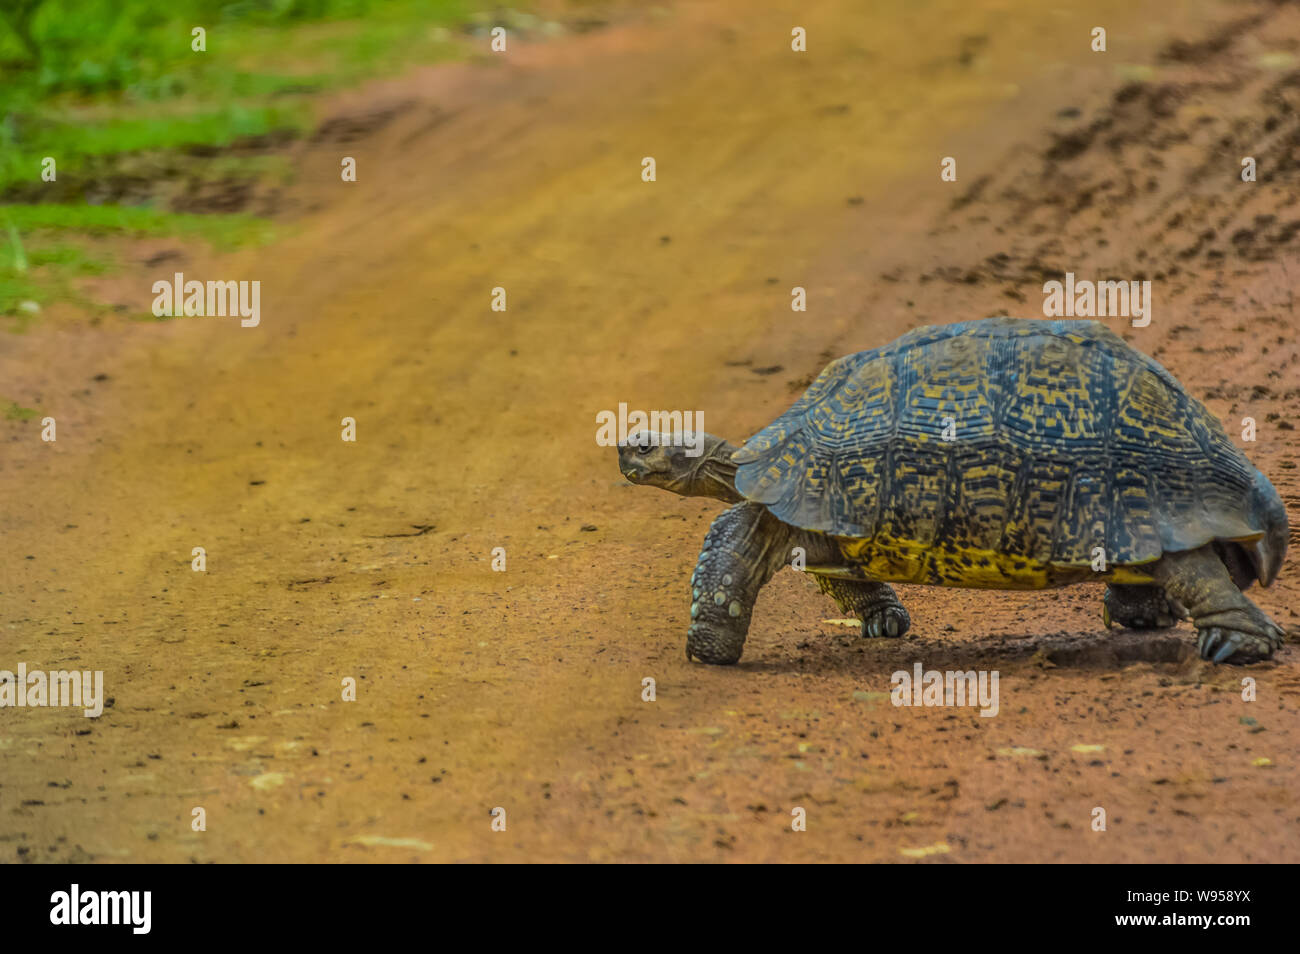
[1,0,1298,863]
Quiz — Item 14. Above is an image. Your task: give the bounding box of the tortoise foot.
[861,602,910,639]
[814,576,910,639]
[1103,584,1185,631]
[686,621,745,665]
[1196,621,1284,664]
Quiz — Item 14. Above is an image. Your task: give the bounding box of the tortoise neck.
[692,440,744,503]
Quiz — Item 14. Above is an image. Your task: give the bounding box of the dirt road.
[2,0,1297,863]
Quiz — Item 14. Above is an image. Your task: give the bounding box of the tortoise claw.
[859,603,909,640]
[1196,623,1280,664]
[1212,636,1241,664]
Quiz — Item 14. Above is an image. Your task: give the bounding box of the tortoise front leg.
[1153,546,1286,663]
[687,502,792,664]
[815,576,911,639]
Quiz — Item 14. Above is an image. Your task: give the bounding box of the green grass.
[2,400,40,421]
[0,226,106,328]
[2,1,475,96]
[0,107,311,192]
[1,206,275,326]
[1,203,277,249]
[0,273,43,327]
[0,1,486,192]
[0,0,502,329]
[26,242,110,273]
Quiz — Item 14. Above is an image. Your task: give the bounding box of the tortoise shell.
[733,318,1268,588]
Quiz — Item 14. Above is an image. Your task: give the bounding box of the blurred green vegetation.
[1,203,277,245]
[2,399,40,419]
[0,0,475,190]
[0,0,473,95]
[0,0,489,326]
[0,214,130,329]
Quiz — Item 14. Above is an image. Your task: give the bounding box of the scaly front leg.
[1153,546,1286,663]
[687,502,792,664]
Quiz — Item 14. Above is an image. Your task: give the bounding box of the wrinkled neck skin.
[687,439,744,503]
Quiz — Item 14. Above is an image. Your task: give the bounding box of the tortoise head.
[617,431,744,503]
[1247,469,1289,587]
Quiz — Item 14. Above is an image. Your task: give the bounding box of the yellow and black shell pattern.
[733,318,1264,588]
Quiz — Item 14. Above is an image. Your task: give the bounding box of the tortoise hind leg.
[1103,583,1185,630]
[686,502,792,664]
[814,576,911,639]
[1152,547,1286,663]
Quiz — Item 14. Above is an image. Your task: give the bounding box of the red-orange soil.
[0,0,1297,862]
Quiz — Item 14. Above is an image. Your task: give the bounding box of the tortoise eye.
[635,441,653,455]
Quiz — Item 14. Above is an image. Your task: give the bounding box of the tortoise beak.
[617,445,644,483]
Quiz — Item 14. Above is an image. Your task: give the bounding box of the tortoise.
[617,317,1289,665]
